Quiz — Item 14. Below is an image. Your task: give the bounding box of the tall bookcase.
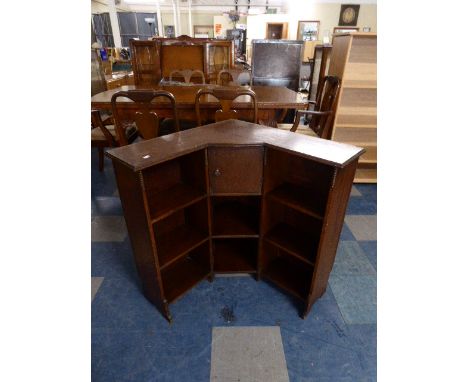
[107,120,364,321]
[328,33,377,183]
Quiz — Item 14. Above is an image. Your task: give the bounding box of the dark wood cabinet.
[107,120,364,321]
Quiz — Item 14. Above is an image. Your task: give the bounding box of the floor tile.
[331,241,376,276]
[354,184,377,201]
[92,277,104,302]
[91,196,123,216]
[91,239,138,281]
[328,275,376,325]
[346,197,377,215]
[211,326,289,382]
[91,216,127,242]
[339,222,355,241]
[344,215,377,241]
[358,241,377,271]
[350,186,362,197]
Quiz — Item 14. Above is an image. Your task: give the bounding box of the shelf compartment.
[212,196,260,237]
[149,183,206,222]
[161,242,210,303]
[213,238,257,273]
[142,149,207,222]
[261,242,313,301]
[267,183,325,220]
[154,199,209,269]
[264,223,319,266]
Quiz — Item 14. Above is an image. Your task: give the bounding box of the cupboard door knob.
[214,169,221,177]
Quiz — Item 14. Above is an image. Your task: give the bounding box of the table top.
[107,119,365,171]
[91,84,308,110]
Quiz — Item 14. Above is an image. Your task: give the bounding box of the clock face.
[342,7,356,23]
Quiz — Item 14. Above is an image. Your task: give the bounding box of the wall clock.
[338,4,360,26]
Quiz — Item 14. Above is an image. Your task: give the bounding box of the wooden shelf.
[213,239,257,273]
[149,183,206,222]
[262,256,312,301]
[264,223,319,266]
[161,251,210,303]
[267,183,325,220]
[212,199,260,238]
[156,225,209,269]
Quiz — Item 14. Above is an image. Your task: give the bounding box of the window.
[118,12,158,47]
[92,13,114,48]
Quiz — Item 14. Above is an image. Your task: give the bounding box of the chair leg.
[98,147,104,172]
[290,112,301,132]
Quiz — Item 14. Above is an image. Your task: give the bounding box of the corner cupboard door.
[208,146,264,195]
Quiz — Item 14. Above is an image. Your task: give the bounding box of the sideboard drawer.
[208,146,264,194]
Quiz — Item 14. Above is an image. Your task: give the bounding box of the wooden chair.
[111,90,180,145]
[91,110,138,172]
[169,69,206,84]
[195,87,258,126]
[217,69,252,86]
[277,75,341,140]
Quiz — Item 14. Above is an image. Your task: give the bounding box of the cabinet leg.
[162,301,172,323]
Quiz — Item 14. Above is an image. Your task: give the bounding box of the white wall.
[91,1,377,46]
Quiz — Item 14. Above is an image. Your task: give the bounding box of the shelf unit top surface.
[107,120,365,171]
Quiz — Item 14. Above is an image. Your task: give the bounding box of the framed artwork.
[297,20,320,41]
[164,25,175,38]
[338,4,360,26]
[193,25,214,38]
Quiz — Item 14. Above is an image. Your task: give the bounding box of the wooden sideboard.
[130,35,234,86]
[328,33,377,182]
[107,120,364,322]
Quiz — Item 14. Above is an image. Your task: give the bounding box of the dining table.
[91,84,308,127]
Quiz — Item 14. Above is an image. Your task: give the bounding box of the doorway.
[266,23,288,39]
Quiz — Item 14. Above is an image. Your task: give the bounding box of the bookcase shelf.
[161,242,211,303]
[212,196,260,238]
[267,183,325,221]
[262,241,313,301]
[264,222,319,266]
[329,33,377,183]
[149,184,206,223]
[108,120,363,322]
[213,239,257,273]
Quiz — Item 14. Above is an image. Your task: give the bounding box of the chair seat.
[91,123,137,141]
[276,123,319,137]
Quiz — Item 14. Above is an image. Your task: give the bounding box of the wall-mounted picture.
[164,25,175,38]
[338,4,360,26]
[297,20,320,41]
[193,25,214,38]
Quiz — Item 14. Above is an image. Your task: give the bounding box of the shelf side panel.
[305,160,358,316]
[112,159,168,317]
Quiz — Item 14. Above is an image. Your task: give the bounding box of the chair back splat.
[169,69,205,84]
[111,90,179,145]
[195,87,258,126]
[217,69,252,86]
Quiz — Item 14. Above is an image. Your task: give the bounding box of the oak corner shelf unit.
[107,120,364,322]
[328,32,377,183]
